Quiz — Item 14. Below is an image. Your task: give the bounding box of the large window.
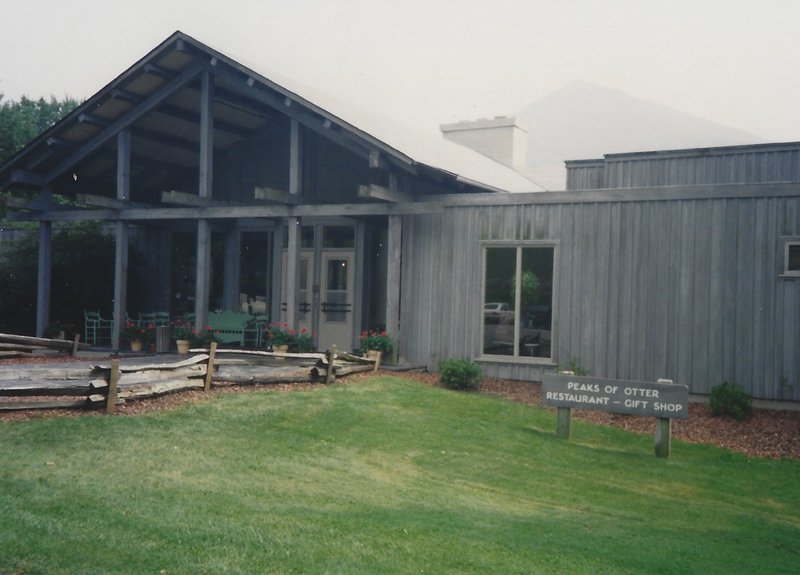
[482,244,554,360]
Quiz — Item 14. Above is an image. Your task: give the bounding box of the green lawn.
[1,376,798,574]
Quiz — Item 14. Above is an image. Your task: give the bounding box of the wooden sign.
[542,373,689,458]
[542,373,688,419]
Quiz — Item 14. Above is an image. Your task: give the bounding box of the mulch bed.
[1,355,798,460]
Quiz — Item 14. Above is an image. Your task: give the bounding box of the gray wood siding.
[402,195,800,400]
[567,143,800,190]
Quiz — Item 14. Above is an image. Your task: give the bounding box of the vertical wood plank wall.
[402,195,800,401]
[567,144,800,190]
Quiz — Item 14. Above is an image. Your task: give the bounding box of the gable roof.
[0,31,541,196]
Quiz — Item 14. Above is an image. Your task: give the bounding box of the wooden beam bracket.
[357,183,413,204]
[254,186,298,205]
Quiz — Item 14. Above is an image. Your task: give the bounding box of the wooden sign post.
[542,373,688,458]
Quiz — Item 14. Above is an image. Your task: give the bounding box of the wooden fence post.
[107,359,120,415]
[204,342,218,392]
[326,345,337,384]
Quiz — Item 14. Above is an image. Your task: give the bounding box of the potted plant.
[360,330,393,366]
[267,323,293,353]
[172,322,193,354]
[123,322,156,352]
[191,326,221,349]
[292,328,315,353]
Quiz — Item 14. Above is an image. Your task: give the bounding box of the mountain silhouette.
[515,80,762,189]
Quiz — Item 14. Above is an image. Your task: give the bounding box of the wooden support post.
[655,417,672,458]
[35,220,52,338]
[386,215,402,363]
[199,70,214,200]
[204,341,218,392]
[107,359,120,415]
[112,220,129,351]
[326,345,336,384]
[194,219,211,332]
[112,129,131,352]
[556,407,572,440]
[289,118,302,198]
[270,221,284,324]
[223,229,241,312]
[286,217,300,329]
[71,334,81,356]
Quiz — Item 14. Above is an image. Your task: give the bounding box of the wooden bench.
[207,311,266,347]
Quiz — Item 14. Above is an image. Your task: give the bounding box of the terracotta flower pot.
[176,339,191,354]
[130,340,143,352]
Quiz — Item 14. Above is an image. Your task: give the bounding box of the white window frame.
[781,237,800,278]
[480,240,558,364]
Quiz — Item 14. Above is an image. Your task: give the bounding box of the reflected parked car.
[484,302,514,324]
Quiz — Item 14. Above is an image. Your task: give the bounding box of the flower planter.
[176,339,191,354]
[274,344,289,354]
[364,349,382,370]
[130,340,143,352]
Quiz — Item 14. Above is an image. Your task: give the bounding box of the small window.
[785,241,800,277]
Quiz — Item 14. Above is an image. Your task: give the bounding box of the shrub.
[558,358,589,376]
[709,381,752,420]
[439,359,482,391]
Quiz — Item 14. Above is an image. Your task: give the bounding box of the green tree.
[0,94,78,163]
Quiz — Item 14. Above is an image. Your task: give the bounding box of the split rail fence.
[0,345,378,413]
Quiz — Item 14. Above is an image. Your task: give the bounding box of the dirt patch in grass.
[2,355,798,460]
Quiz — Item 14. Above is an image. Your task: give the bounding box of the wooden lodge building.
[1,32,798,402]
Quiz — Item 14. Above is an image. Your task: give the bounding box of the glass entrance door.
[280,252,312,336]
[318,252,354,352]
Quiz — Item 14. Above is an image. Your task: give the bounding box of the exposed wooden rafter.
[43,61,209,186]
[212,68,378,165]
[78,113,110,128]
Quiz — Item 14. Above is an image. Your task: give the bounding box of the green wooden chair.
[84,310,113,346]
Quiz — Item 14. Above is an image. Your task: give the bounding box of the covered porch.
[0,32,533,357]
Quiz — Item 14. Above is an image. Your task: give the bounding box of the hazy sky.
[1,0,798,141]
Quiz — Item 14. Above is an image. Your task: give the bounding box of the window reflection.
[483,245,554,359]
